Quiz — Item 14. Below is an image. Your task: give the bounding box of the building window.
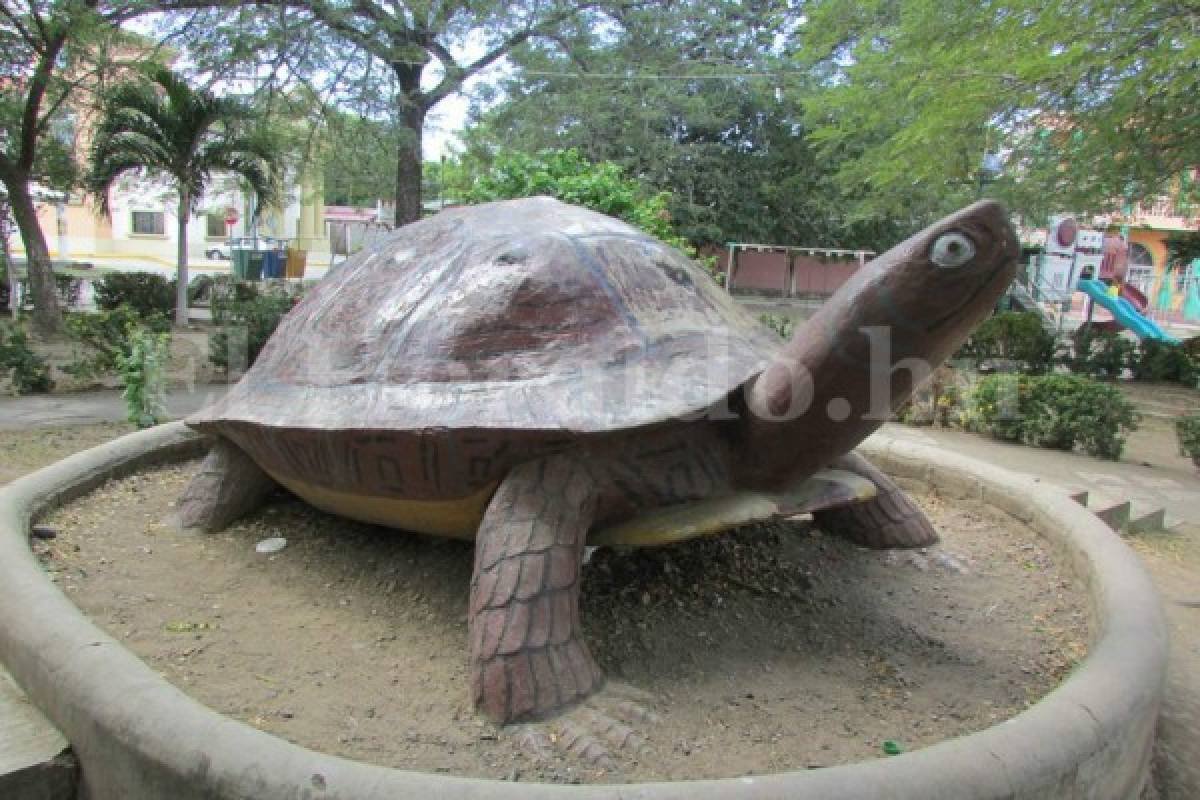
[131,211,165,235]
[205,212,228,239]
[1127,242,1155,295]
[1128,243,1155,268]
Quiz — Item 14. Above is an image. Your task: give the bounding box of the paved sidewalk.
[0,386,228,430]
[873,423,1200,527]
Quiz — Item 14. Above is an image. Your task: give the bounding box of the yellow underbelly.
[268,471,498,539]
[268,469,874,547]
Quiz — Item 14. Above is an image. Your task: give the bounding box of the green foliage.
[87,63,284,326]
[799,0,1200,220]
[93,272,176,318]
[0,2,144,332]
[897,368,966,428]
[88,64,283,215]
[0,323,53,394]
[117,328,171,428]
[209,283,296,372]
[1129,340,1197,386]
[156,0,615,224]
[955,312,1057,374]
[65,306,170,379]
[459,1,907,251]
[322,113,403,207]
[1066,328,1136,380]
[1165,232,1200,270]
[465,149,691,251]
[54,274,81,306]
[758,314,795,340]
[966,374,1138,460]
[1176,414,1200,462]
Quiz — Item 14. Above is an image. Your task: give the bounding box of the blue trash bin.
[261,249,283,279]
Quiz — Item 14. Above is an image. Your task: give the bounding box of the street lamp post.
[977,152,1003,198]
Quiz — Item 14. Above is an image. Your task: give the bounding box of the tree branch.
[0,2,39,52]
[426,1,611,106]
[18,31,67,172]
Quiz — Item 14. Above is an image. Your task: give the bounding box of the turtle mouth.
[923,262,1011,332]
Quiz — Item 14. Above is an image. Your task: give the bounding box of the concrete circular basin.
[0,423,1166,799]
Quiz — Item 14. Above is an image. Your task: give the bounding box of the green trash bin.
[244,250,265,281]
[231,248,250,280]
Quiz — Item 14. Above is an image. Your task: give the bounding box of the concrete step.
[1090,500,1132,532]
[1068,488,1171,535]
[1128,508,1169,535]
[0,666,76,800]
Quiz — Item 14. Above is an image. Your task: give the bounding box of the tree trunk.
[393,97,426,227]
[176,191,189,328]
[5,178,61,333]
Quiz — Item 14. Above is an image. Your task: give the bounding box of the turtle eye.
[930,232,975,268]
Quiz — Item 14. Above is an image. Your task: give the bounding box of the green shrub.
[759,313,794,340]
[209,283,296,372]
[55,274,81,306]
[1130,340,1197,386]
[1177,414,1200,462]
[0,322,53,394]
[65,306,170,379]
[117,327,171,428]
[93,272,176,318]
[966,373,1138,460]
[187,273,215,305]
[896,367,966,427]
[954,312,1057,374]
[466,149,692,254]
[1066,328,1135,379]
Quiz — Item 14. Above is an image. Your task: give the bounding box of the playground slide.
[1119,282,1149,313]
[1077,279,1180,344]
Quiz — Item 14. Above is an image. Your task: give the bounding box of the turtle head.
[873,199,1019,338]
[737,200,1018,486]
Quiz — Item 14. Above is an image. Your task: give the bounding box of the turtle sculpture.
[179,196,1017,734]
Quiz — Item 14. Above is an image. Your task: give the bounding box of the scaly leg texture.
[469,456,604,724]
[812,451,938,549]
[175,438,277,533]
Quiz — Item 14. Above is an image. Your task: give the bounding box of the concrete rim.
[0,422,1166,799]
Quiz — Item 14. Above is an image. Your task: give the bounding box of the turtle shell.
[193,196,780,435]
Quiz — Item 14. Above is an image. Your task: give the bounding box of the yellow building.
[1100,185,1198,315]
[17,174,330,272]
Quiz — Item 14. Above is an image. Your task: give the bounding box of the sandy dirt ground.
[32,460,1090,784]
[0,422,133,485]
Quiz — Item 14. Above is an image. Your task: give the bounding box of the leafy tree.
[1166,231,1200,270]
[458,0,906,250]
[322,111,402,207]
[154,0,613,227]
[465,148,684,247]
[0,0,148,333]
[799,0,1200,221]
[86,64,282,327]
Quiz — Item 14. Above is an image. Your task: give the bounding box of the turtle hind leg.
[175,437,277,533]
[469,455,604,725]
[813,451,938,549]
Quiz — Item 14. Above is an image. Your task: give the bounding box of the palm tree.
[87,64,282,328]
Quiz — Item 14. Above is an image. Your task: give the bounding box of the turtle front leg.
[812,451,938,549]
[469,455,604,724]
